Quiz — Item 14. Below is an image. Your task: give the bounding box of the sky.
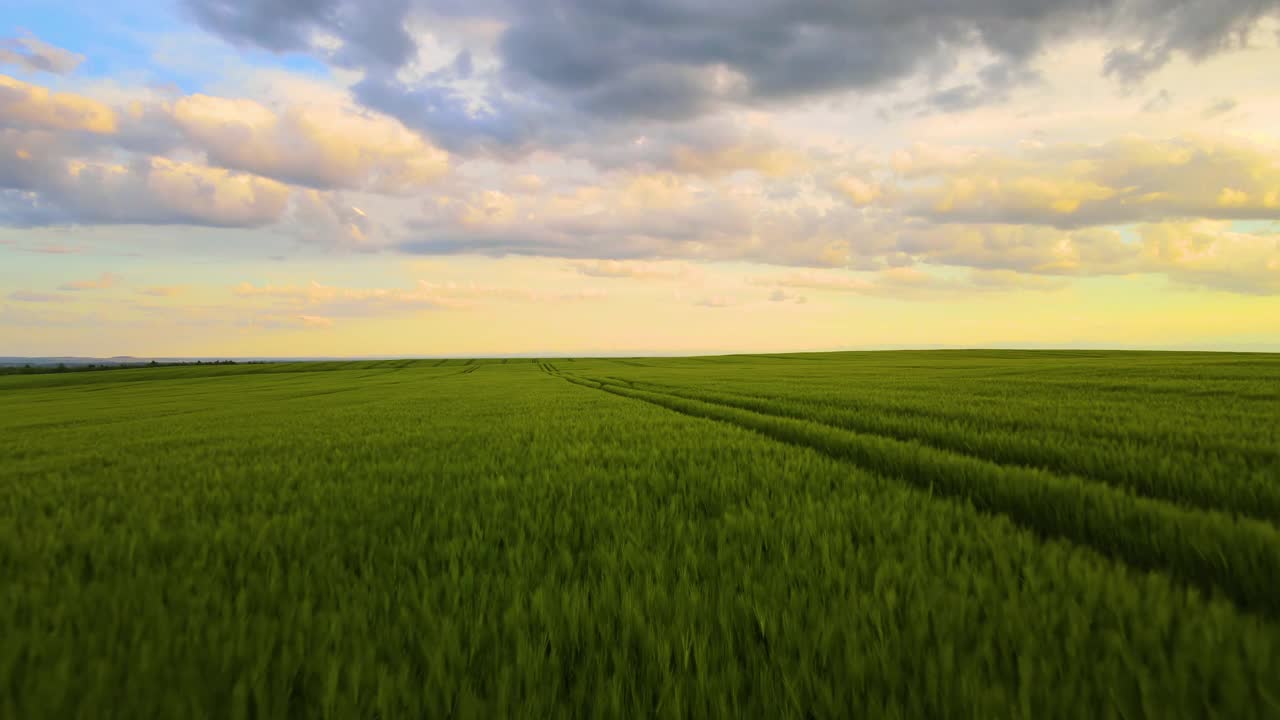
[1,0,1279,357]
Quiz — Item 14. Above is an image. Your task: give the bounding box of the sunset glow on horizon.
[3,1,1279,356]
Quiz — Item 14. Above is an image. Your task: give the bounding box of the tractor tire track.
[581,374,1280,525]
[558,372,1280,620]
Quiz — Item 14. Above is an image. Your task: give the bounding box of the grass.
[2,350,1279,718]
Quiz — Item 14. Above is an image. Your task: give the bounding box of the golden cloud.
[1139,221,1280,294]
[171,94,449,191]
[0,74,116,133]
[891,136,1280,226]
[143,158,291,226]
[672,143,804,177]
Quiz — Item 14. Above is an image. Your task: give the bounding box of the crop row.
[580,374,1280,525]
[578,364,1278,459]
[559,371,1280,618]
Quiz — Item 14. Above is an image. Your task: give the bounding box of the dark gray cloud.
[919,60,1042,113]
[185,0,339,55]
[184,0,416,69]
[183,0,1280,151]
[352,76,546,155]
[1103,0,1277,83]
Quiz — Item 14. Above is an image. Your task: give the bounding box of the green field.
[3,351,1279,718]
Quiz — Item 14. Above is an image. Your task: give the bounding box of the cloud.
[695,295,739,308]
[758,269,896,296]
[298,314,334,328]
[1141,89,1174,113]
[138,286,185,297]
[558,116,807,175]
[967,268,1072,291]
[1202,97,1239,118]
[22,244,85,254]
[235,279,461,319]
[289,189,386,247]
[495,0,1269,118]
[386,131,1280,297]
[918,60,1042,114]
[670,138,803,178]
[351,74,549,157]
[768,288,807,304]
[755,266,1068,300]
[59,272,120,291]
[183,0,1280,148]
[184,0,418,69]
[1102,0,1278,84]
[0,75,117,133]
[401,169,892,268]
[0,34,85,75]
[833,176,883,207]
[7,290,73,303]
[568,259,693,280]
[1,132,292,227]
[0,75,451,232]
[892,136,1280,227]
[234,277,606,316]
[111,157,290,226]
[890,221,1280,294]
[171,93,449,191]
[240,312,339,330]
[894,225,1141,275]
[1,33,1275,303]
[1139,220,1280,294]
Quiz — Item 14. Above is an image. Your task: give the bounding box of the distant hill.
[1,356,213,367]
[0,356,359,367]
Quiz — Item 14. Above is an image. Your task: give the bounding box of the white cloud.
[0,34,85,75]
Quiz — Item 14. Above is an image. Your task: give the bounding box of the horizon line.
[4,345,1280,363]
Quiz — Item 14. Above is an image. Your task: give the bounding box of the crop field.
[2,350,1279,718]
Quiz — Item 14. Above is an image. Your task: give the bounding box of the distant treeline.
[0,360,246,376]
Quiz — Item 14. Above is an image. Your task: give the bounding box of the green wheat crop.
[2,351,1278,718]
